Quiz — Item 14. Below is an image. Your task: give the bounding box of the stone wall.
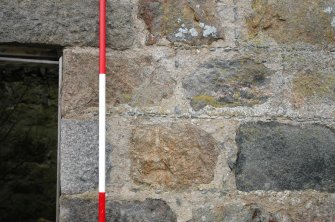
[2,0,335,221]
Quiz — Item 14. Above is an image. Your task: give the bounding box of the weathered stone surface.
[61,48,176,117]
[190,203,292,222]
[60,197,177,222]
[131,66,177,107]
[296,197,335,222]
[291,69,335,108]
[138,0,224,45]
[246,0,335,46]
[219,204,292,222]
[236,122,335,192]
[60,120,112,194]
[278,50,335,116]
[182,59,273,110]
[130,123,219,189]
[0,0,134,49]
[108,0,135,49]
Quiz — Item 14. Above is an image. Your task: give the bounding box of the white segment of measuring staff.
[99,73,106,193]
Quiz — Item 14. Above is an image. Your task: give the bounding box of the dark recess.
[0,45,59,222]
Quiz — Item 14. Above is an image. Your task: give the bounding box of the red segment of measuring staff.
[99,0,106,221]
[99,192,106,222]
[99,0,106,74]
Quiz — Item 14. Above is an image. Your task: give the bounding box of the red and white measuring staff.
[99,0,106,221]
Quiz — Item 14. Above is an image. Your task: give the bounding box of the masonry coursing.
[2,0,335,221]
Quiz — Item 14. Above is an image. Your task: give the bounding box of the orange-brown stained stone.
[130,123,219,190]
[138,0,224,45]
[291,69,335,108]
[61,49,176,117]
[62,51,151,116]
[247,0,335,46]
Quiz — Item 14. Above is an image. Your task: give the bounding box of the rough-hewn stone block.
[190,203,292,222]
[296,197,335,222]
[291,68,335,108]
[246,0,335,46]
[60,197,177,222]
[0,0,134,49]
[278,50,335,117]
[130,123,219,190]
[61,48,176,117]
[138,0,224,45]
[235,122,335,192]
[60,120,112,194]
[182,59,273,110]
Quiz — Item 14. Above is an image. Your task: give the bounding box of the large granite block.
[138,0,224,45]
[130,123,219,190]
[60,196,177,222]
[0,0,134,49]
[60,119,112,194]
[246,0,335,47]
[182,59,273,110]
[236,122,335,192]
[61,48,176,117]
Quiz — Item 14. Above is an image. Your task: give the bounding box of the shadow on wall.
[0,51,59,222]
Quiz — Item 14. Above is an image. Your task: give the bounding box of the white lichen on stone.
[189,28,198,37]
[202,25,217,37]
[197,22,217,37]
[175,22,217,39]
[175,27,189,38]
[175,25,199,38]
[332,17,335,27]
[324,7,333,14]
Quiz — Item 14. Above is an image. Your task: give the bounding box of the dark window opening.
[0,46,60,222]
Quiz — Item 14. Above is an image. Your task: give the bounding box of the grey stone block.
[60,120,112,194]
[190,203,292,222]
[218,204,292,222]
[60,196,177,222]
[182,59,273,110]
[0,0,134,49]
[108,1,135,50]
[235,122,335,192]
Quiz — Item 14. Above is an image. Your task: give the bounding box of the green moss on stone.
[191,95,221,110]
[184,59,273,110]
[190,92,266,110]
[292,71,335,106]
[121,93,133,103]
